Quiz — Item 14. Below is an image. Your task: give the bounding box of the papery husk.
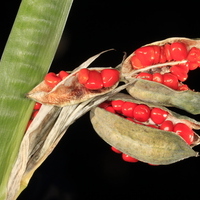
[27,50,120,107]
[90,93,200,165]
[127,79,200,115]
[120,37,200,114]
[7,81,129,200]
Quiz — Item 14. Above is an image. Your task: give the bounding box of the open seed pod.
[90,93,200,165]
[121,37,200,114]
[27,50,120,107]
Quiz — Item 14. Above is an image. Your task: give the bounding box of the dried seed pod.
[120,37,200,114]
[90,93,200,165]
[27,50,120,106]
[127,79,200,114]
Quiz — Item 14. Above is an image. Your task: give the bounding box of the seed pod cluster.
[90,93,200,165]
[27,38,200,165]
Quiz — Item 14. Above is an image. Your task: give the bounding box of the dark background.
[2,1,200,200]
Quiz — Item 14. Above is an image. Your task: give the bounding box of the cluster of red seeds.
[26,102,42,130]
[131,42,200,90]
[77,68,120,90]
[44,69,120,90]
[99,99,194,164]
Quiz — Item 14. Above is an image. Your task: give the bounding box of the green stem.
[0,0,73,199]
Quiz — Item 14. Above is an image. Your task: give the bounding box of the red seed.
[136,72,153,81]
[33,102,42,110]
[153,45,161,64]
[133,104,151,122]
[170,42,188,61]
[152,73,163,83]
[111,146,121,154]
[122,153,139,163]
[98,101,111,109]
[173,123,194,145]
[131,55,144,69]
[187,61,199,70]
[170,65,188,82]
[178,84,189,91]
[105,106,116,113]
[85,70,103,90]
[159,46,167,63]
[163,73,179,90]
[78,68,90,84]
[164,43,172,61]
[111,100,124,113]
[44,72,62,88]
[160,120,174,131]
[135,46,155,66]
[101,69,120,88]
[187,47,200,64]
[122,102,137,118]
[58,71,70,80]
[150,107,168,124]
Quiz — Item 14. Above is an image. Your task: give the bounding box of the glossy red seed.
[164,43,172,61]
[159,46,167,63]
[135,46,156,66]
[170,65,188,82]
[173,123,194,145]
[187,47,200,63]
[150,107,168,124]
[44,72,62,88]
[178,84,189,91]
[98,101,111,109]
[131,55,144,69]
[31,110,39,118]
[170,42,188,61]
[105,106,116,113]
[163,73,179,90]
[111,146,121,154]
[122,153,139,163]
[101,69,120,88]
[152,73,163,83]
[122,102,137,118]
[186,61,199,70]
[111,100,124,113]
[160,120,174,131]
[136,72,153,81]
[153,45,161,64]
[33,102,42,110]
[133,104,151,122]
[78,68,90,84]
[58,71,70,80]
[85,70,103,90]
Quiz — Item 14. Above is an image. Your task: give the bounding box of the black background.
[2,1,200,200]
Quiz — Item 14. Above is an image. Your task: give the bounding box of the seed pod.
[127,79,200,114]
[121,37,200,114]
[27,50,120,106]
[90,93,200,165]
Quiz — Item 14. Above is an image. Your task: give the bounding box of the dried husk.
[27,50,120,107]
[120,37,200,114]
[127,79,200,115]
[90,93,200,165]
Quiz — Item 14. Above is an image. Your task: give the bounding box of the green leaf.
[0,0,73,199]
